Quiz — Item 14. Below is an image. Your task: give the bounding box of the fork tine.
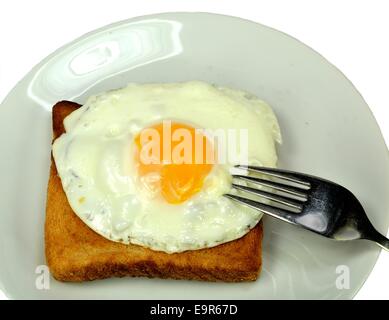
[231,183,303,211]
[235,165,311,188]
[232,175,308,200]
[224,194,298,224]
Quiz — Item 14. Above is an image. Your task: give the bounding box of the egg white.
[52,81,281,253]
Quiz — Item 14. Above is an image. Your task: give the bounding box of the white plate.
[1,12,388,300]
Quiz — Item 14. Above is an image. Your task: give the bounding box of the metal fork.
[225,165,389,251]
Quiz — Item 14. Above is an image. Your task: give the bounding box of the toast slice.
[45,101,263,282]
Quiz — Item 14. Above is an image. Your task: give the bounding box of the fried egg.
[52,81,281,253]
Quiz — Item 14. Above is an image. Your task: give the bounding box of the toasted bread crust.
[45,101,263,282]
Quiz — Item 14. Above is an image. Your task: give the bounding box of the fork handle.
[369,230,389,251]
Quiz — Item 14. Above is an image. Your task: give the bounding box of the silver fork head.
[225,165,389,251]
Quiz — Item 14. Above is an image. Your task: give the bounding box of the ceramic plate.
[1,12,389,299]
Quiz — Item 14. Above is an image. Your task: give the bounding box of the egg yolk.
[134,122,213,204]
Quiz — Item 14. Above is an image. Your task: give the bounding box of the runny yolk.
[134,122,213,204]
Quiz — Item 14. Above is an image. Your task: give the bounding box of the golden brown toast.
[45,101,263,282]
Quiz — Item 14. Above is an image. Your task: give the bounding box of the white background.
[0,0,388,300]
